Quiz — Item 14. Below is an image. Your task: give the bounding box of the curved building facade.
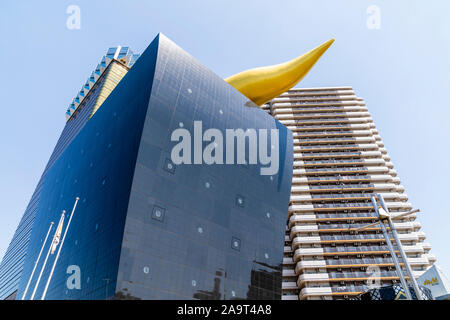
[3,34,293,300]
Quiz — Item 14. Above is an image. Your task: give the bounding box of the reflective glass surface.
[116,35,293,300]
[16,36,159,300]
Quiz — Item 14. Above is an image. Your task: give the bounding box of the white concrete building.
[262,87,436,300]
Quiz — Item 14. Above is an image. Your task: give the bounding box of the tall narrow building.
[0,46,139,300]
[263,87,436,300]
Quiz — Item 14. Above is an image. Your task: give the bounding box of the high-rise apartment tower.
[262,87,436,300]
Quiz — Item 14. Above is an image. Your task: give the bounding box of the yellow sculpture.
[225,39,334,106]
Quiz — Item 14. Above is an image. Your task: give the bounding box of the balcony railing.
[307,175,371,182]
[315,212,376,219]
[323,257,399,266]
[306,167,367,173]
[328,270,399,279]
[311,192,373,199]
[322,244,395,253]
[308,184,374,190]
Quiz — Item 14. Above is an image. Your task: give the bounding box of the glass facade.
[115,34,293,300]
[5,33,293,300]
[16,37,159,300]
[0,49,135,301]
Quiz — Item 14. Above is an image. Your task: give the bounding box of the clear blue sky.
[1,1,449,277]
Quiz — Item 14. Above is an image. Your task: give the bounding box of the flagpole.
[30,210,65,300]
[21,222,54,300]
[41,197,79,300]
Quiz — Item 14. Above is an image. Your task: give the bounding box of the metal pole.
[21,222,54,300]
[30,210,65,300]
[41,197,79,300]
[103,278,110,299]
[371,196,412,300]
[377,194,423,300]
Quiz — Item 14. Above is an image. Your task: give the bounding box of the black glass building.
[0,34,293,300]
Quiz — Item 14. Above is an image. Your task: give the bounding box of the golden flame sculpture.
[225,39,334,106]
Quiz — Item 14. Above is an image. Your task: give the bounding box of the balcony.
[289,214,317,226]
[304,167,370,176]
[289,204,314,213]
[293,247,325,259]
[395,233,419,242]
[291,185,310,192]
[329,285,366,298]
[298,273,330,285]
[416,231,426,240]
[372,183,396,191]
[290,225,318,238]
[292,129,372,139]
[282,269,296,277]
[423,253,436,263]
[402,244,425,254]
[296,260,327,273]
[292,236,321,247]
[289,195,312,202]
[283,246,292,253]
[308,184,375,193]
[299,287,332,299]
[406,257,430,266]
[327,270,401,282]
[282,282,298,289]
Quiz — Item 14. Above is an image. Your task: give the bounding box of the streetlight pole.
[370,196,413,300]
[376,194,423,300]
